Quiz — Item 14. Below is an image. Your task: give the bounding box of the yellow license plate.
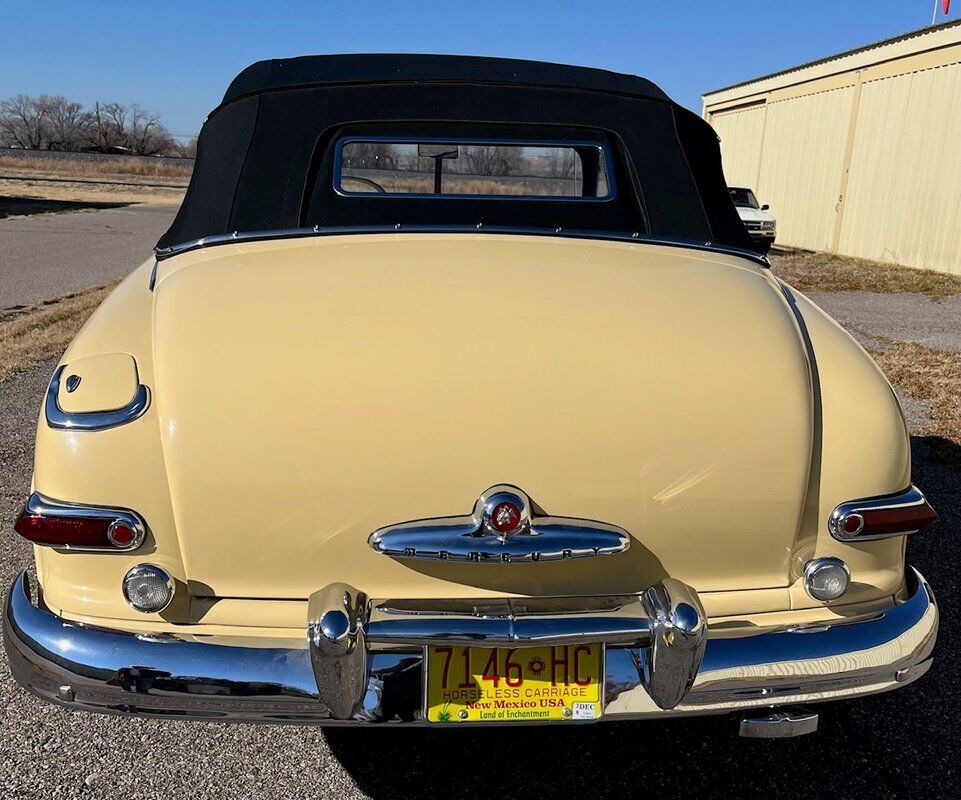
[425,644,603,723]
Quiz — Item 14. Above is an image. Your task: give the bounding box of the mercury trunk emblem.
[369,484,630,563]
[483,490,527,540]
[491,501,522,534]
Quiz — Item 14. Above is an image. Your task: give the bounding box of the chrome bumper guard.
[3,569,937,725]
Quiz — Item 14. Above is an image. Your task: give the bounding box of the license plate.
[425,644,603,723]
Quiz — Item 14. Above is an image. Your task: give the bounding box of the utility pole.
[933,0,952,25]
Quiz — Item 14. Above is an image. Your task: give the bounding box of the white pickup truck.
[730,186,776,253]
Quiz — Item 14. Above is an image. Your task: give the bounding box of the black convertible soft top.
[156,54,758,259]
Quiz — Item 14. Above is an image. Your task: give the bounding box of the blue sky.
[2,1,958,141]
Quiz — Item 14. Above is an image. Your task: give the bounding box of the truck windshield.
[729,187,759,209]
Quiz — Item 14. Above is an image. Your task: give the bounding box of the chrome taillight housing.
[14,493,146,551]
[829,485,936,542]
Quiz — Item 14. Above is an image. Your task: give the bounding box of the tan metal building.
[702,20,961,275]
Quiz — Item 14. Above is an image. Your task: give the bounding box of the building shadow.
[324,435,960,799]
[0,196,129,219]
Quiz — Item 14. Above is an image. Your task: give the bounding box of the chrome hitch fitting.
[640,578,708,709]
[307,583,369,719]
[739,707,819,738]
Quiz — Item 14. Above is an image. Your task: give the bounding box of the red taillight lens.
[857,503,937,537]
[107,521,135,547]
[15,508,112,547]
[13,493,145,550]
[830,486,936,541]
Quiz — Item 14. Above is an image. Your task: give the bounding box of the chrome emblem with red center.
[369,484,632,563]
[480,489,529,540]
[490,501,522,535]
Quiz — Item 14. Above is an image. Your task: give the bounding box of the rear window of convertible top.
[334,138,614,201]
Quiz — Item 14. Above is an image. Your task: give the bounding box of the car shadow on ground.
[0,196,129,219]
[324,436,960,799]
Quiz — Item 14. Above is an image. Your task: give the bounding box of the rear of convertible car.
[4,233,938,730]
[3,55,939,733]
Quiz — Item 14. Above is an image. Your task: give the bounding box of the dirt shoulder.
[770,249,961,299]
[771,249,961,463]
[0,177,184,208]
[871,342,961,465]
[0,282,120,381]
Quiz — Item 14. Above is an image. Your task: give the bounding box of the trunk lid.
[152,235,812,600]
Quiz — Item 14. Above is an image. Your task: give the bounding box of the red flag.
[944,0,951,15]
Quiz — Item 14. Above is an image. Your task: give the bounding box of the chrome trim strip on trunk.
[367,595,655,647]
[45,365,150,432]
[2,569,936,726]
[152,224,771,268]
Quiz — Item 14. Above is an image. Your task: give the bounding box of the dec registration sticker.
[425,644,603,723]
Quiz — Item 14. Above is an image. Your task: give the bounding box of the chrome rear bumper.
[3,568,937,726]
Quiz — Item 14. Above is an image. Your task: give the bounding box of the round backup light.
[804,557,850,602]
[122,564,174,613]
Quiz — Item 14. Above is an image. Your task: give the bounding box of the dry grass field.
[0,282,119,381]
[0,152,190,208]
[771,248,961,298]
[341,169,589,196]
[770,249,961,463]
[0,178,185,208]
[871,342,961,464]
[0,154,191,183]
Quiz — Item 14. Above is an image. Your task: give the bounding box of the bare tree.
[174,137,197,158]
[128,104,175,155]
[463,145,521,176]
[347,141,400,170]
[85,101,128,152]
[1,94,186,156]
[0,94,50,149]
[545,150,576,179]
[84,102,179,155]
[42,96,89,151]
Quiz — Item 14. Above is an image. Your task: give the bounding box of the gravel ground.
[807,291,961,353]
[0,204,177,308]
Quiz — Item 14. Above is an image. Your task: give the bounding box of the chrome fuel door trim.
[45,365,150,432]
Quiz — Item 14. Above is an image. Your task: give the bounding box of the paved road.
[808,291,961,353]
[0,204,177,308]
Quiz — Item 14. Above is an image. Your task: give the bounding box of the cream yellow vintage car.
[4,55,939,736]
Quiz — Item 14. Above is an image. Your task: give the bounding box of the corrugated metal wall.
[839,63,961,271]
[710,104,765,188]
[704,23,961,275]
[756,88,854,251]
